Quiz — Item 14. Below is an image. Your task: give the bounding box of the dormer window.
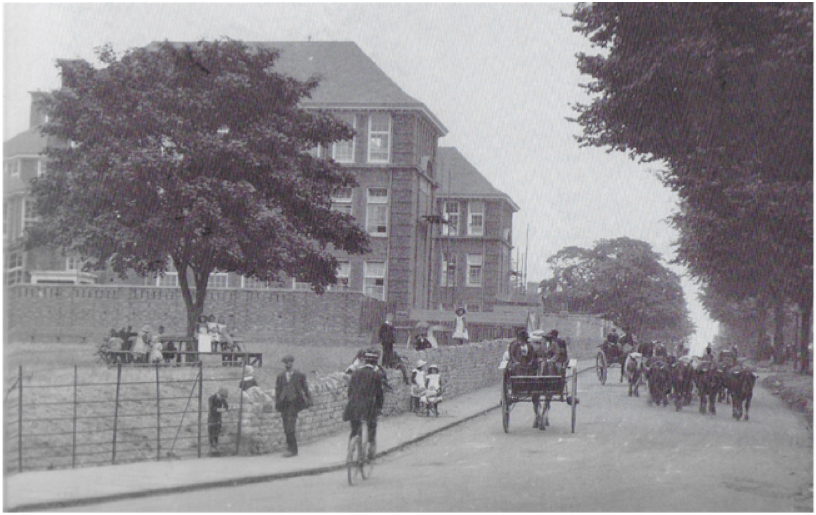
[367,113,391,163]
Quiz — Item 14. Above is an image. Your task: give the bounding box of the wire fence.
[5,362,253,473]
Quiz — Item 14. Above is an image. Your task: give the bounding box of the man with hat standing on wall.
[275,355,312,457]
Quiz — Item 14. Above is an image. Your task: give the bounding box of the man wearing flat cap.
[275,355,312,457]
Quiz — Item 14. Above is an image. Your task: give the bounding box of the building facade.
[431,147,518,313]
[4,42,518,317]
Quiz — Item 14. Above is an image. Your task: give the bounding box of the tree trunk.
[174,258,211,337]
[773,296,786,364]
[799,289,812,375]
[755,295,769,361]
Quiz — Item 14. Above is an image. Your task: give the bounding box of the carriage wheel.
[571,367,578,433]
[596,352,607,385]
[501,375,511,433]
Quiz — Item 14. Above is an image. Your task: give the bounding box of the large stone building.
[432,147,518,313]
[4,41,517,318]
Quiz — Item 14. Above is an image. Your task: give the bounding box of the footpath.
[4,383,501,512]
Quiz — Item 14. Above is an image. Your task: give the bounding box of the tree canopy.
[30,39,370,334]
[541,237,694,343]
[570,4,812,364]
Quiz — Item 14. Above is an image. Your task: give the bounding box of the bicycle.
[346,422,374,485]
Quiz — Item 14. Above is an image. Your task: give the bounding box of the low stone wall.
[219,339,508,455]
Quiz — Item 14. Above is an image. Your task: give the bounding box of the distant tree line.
[541,237,695,345]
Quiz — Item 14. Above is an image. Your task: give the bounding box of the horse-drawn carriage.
[499,332,578,433]
[596,342,632,385]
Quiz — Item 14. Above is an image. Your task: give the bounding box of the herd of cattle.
[618,342,757,421]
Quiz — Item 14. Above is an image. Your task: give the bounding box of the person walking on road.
[275,355,313,457]
[343,349,385,460]
[379,313,396,368]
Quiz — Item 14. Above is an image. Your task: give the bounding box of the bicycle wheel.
[361,439,374,479]
[347,436,361,486]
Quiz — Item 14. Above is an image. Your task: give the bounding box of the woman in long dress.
[452,307,469,345]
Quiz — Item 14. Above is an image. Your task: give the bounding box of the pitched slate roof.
[147,41,447,135]
[436,147,519,212]
[4,127,48,157]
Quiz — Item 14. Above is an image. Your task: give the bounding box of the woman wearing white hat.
[453,307,469,345]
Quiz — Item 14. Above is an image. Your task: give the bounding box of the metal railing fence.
[5,362,252,473]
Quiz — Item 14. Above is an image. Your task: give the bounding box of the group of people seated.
[104,325,167,364]
[504,329,570,378]
[410,360,443,415]
[102,314,244,366]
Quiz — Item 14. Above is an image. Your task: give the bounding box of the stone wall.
[6,284,384,346]
[220,339,508,455]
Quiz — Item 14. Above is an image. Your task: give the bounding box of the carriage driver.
[506,330,545,428]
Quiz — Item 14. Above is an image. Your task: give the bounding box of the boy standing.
[208,387,229,454]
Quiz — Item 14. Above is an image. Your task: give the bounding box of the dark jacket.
[379,322,395,346]
[275,370,312,413]
[343,364,384,422]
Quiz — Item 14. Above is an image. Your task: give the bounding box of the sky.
[2,3,719,354]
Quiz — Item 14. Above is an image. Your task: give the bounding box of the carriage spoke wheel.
[501,376,511,433]
[596,352,608,385]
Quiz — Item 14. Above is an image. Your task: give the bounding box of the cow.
[645,357,671,407]
[670,357,695,411]
[694,360,722,415]
[624,352,644,397]
[725,365,757,421]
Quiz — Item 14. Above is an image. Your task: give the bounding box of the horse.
[623,352,644,397]
[645,357,671,407]
[694,360,722,415]
[670,357,695,411]
[725,365,757,421]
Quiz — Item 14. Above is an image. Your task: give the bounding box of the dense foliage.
[570,4,812,365]
[541,237,694,344]
[30,40,370,334]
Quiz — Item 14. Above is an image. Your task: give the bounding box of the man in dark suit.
[343,349,385,459]
[275,355,312,457]
[378,313,396,368]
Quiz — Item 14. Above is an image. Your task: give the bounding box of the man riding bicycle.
[343,348,385,460]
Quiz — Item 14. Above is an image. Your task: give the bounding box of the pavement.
[4,383,502,512]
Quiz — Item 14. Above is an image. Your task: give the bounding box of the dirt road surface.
[62,361,813,512]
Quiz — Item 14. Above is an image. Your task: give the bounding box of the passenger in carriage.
[508,330,539,373]
[603,328,619,355]
[543,329,569,376]
[619,329,636,355]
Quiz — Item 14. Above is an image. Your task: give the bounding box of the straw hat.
[416,359,427,368]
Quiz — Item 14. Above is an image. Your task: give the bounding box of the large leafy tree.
[30,40,370,335]
[570,4,812,367]
[542,237,694,343]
